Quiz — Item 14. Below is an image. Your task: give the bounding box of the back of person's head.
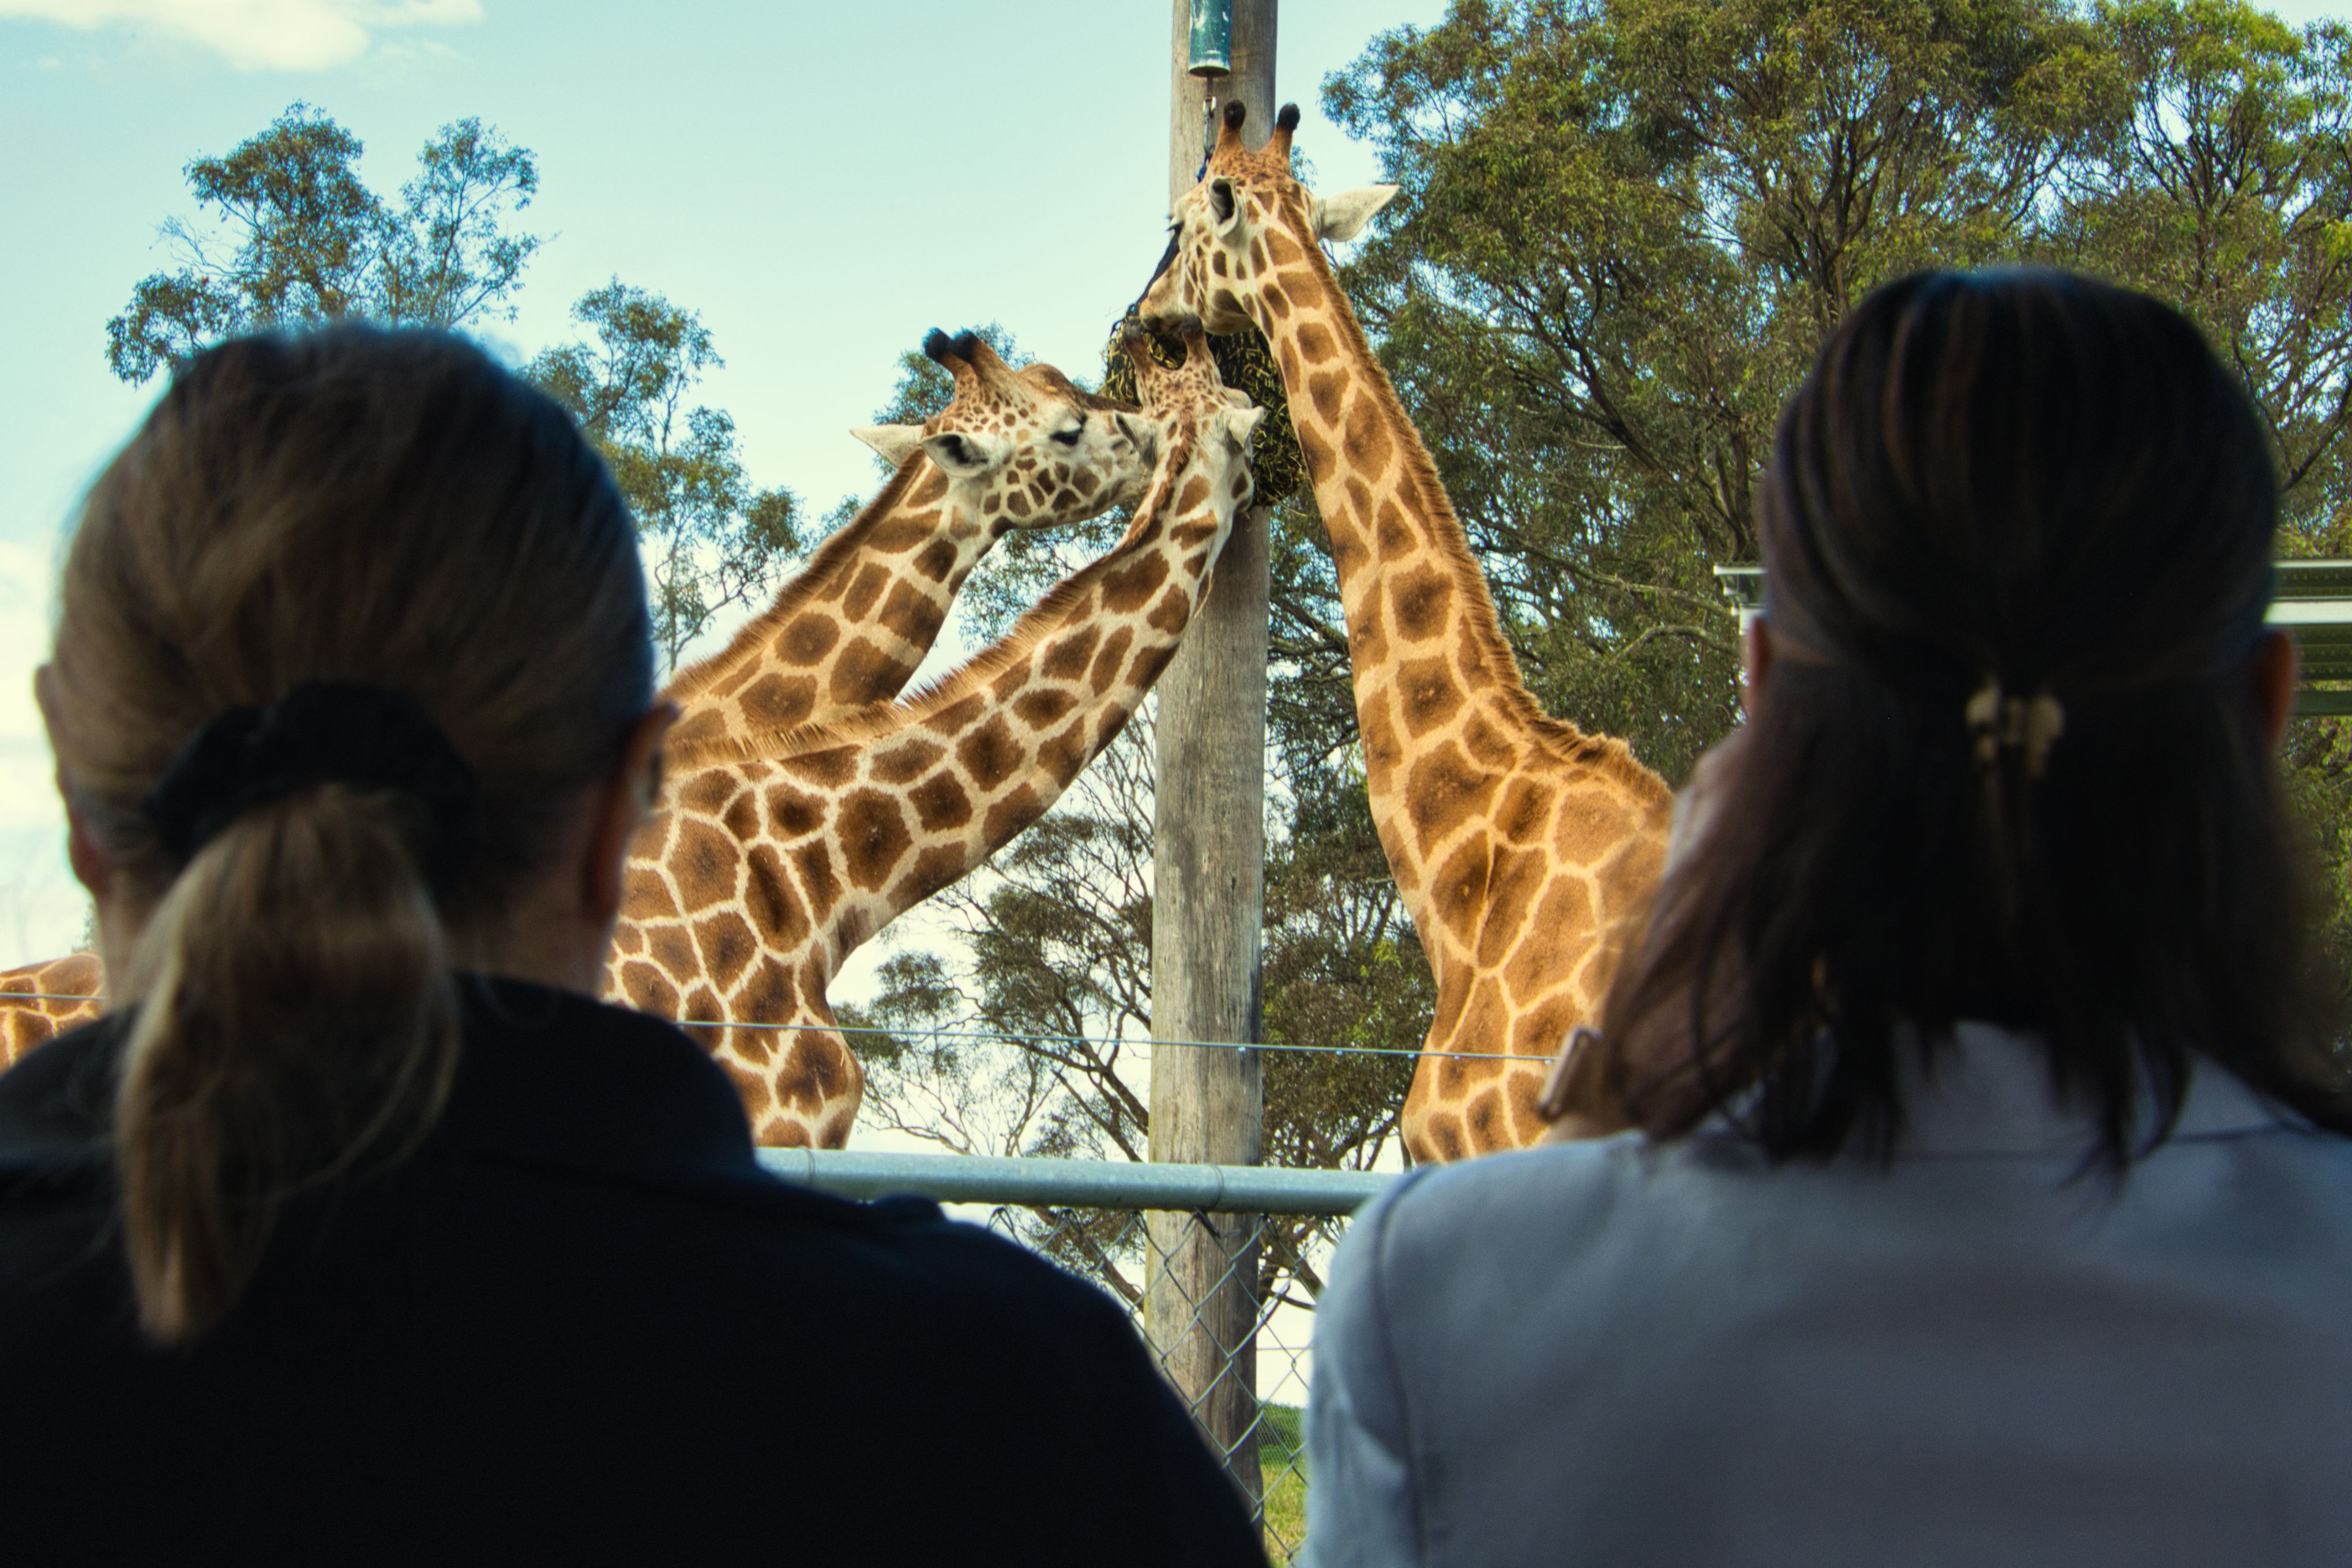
[43,325,652,1342]
[1599,267,2350,1165]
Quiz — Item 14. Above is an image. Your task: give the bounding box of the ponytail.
[116,789,459,1341]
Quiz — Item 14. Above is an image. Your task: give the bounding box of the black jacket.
[0,979,1266,1566]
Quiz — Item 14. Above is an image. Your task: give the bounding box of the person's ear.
[2250,629,2298,752]
[1741,616,1774,709]
[582,701,679,928]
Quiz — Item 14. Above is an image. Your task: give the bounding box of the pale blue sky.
[0,0,1449,964]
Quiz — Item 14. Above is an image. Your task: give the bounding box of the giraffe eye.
[1049,422,1084,447]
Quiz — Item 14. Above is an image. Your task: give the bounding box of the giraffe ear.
[853,424,926,467]
[923,428,1008,479]
[1222,404,1267,448]
[1312,185,1399,244]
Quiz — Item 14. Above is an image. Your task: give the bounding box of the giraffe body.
[608,327,1263,1146]
[1143,104,1674,1161]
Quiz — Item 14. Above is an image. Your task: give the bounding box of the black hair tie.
[142,682,479,894]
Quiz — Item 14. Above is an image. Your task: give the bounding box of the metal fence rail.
[764,1149,1395,1563]
[758,1148,1389,1214]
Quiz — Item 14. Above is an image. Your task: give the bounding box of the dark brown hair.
[1598,268,2351,1167]
[46,326,653,1341]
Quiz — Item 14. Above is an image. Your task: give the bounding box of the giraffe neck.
[629,422,1240,1147]
[1249,216,1572,916]
[663,456,997,746]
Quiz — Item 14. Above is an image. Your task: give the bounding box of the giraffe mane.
[666,424,1207,771]
[1021,362,1138,415]
[661,454,934,706]
[1264,191,1674,809]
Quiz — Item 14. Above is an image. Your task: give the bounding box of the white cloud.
[0,0,482,72]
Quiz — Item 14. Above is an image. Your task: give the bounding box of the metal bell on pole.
[1187,0,1232,77]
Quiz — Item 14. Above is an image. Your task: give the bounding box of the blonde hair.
[46,327,652,1342]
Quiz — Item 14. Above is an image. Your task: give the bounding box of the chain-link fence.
[764,1149,1391,1563]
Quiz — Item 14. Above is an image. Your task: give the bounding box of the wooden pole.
[1145,0,1276,1519]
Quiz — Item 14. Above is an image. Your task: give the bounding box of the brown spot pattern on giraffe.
[740,674,819,730]
[679,770,736,817]
[1396,656,1464,736]
[1406,744,1500,853]
[1391,567,1451,642]
[870,739,944,785]
[843,562,891,619]
[878,581,943,644]
[779,614,839,664]
[1014,689,1079,729]
[781,747,856,788]
[694,911,758,991]
[743,844,810,949]
[837,788,914,890]
[1344,394,1393,477]
[983,785,1045,844]
[893,844,970,908]
[673,818,739,904]
[1089,627,1136,694]
[827,640,901,707]
[1040,626,1099,680]
[957,716,1024,792]
[765,785,825,840]
[789,838,840,921]
[1146,587,1193,635]
[1309,369,1347,428]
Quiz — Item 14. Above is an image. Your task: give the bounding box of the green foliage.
[527,283,799,668]
[2051,2,2352,547]
[106,103,542,382]
[106,108,798,674]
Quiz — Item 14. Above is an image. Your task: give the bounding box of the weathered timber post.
[1145,0,1276,1517]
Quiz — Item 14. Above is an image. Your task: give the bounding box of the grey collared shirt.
[1303,1025,2352,1566]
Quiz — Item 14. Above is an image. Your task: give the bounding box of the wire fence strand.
[0,994,1547,1064]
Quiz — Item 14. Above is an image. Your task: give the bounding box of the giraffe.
[664,329,1158,749]
[608,324,1263,1146]
[0,330,1157,1071]
[0,953,103,1068]
[1141,102,1674,1163]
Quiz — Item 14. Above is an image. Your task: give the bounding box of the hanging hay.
[1099,310,1305,509]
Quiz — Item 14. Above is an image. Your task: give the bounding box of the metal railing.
[765,1149,1395,1563]
[1715,559,2352,715]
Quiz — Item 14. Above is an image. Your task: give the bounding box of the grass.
[1258,1401,1309,1562]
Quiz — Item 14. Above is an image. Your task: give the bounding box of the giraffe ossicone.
[608,323,1263,1147]
[1143,100,1675,1163]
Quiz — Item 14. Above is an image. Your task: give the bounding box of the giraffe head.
[1122,319,1267,501]
[854,330,1158,528]
[1139,102,1399,338]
